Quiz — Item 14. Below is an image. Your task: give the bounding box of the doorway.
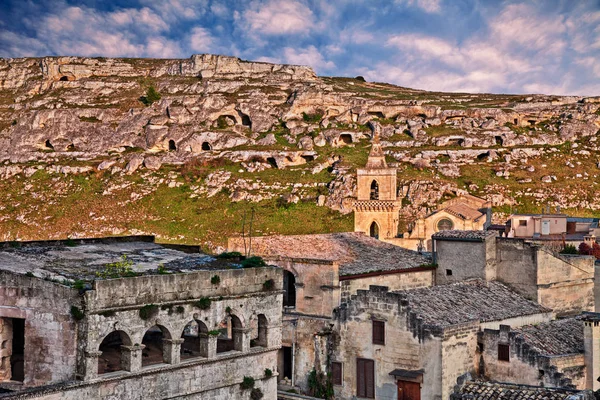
[398,380,420,400]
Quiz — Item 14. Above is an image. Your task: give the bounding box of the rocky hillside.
[0,54,599,251]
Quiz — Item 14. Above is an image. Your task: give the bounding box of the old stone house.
[352,135,490,251]
[0,236,282,399]
[228,232,434,392]
[432,230,596,315]
[333,280,553,400]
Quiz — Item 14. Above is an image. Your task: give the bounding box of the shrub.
[225,306,232,314]
[208,329,221,336]
[211,275,221,285]
[240,376,255,390]
[302,111,323,124]
[73,279,86,290]
[577,243,591,255]
[157,264,169,274]
[262,279,275,291]
[70,306,85,321]
[96,255,138,279]
[561,244,579,254]
[139,304,159,320]
[355,75,366,82]
[307,369,334,399]
[241,256,266,268]
[216,251,243,259]
[194,297,211,310]
[264,368,273,377]
[140,86,161,106]
[250,388,263,400]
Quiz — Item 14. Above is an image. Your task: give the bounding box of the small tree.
[140,86,161,106]
[579,242,592,256]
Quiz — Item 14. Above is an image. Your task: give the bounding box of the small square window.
[446,269,453,276]
[332,362,342,386]
[519,220,527,227]
[498,343,510,362]
[372,320,385,345]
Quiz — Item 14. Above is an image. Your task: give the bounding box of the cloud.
[282,45,335,71]
[395,0,441,13]
[189,27,213,53]
[241,0,315,36]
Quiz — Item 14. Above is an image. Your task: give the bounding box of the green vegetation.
[210,275,221,285]
[240,376,255,390]
[139,304,159,320]
[250,388,264,400]
[262,279,275,291]
[217,252,243,259]
[140,86,161,106]
[194,297,211,310]
[70,306,85,321]
[560,244,578,254]
[96,255,138,279]
[264,368,273,377]
[241,256,266,268]
[307,369,334,399]
[302,111,323,124]
[207,329,221,336]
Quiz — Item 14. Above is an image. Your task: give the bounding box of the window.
[372,321,385,345]
[518,220,527,227]
[356,358,375,398]
[498,344,510,362]
[370,180,379,200]
[332,362,342,386]
[436,218,454,231]
[446,269,453,276]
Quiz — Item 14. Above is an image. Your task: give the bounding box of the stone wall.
[0,350,277,400]
[435,239,495,285]
[441,322,479,400]
[340,270,433,302]
[0,271,80,387]
[495,239,538,300]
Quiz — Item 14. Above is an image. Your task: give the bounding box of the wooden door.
[398,380,420,400]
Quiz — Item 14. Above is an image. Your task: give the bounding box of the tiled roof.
[231,232,432,276]
[398,280,550,329]
[432,230,497,241]
[513,317,583,356]
[453,381,588,399]
[444,203,485,221]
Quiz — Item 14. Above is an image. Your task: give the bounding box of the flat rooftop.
[0,236,246,282]
[397,280,550,329]
[229,232,432,276]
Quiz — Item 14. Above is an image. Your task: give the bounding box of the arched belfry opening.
[370,180,379,200]
[370,221,379,239]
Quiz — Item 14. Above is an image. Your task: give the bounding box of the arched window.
[181,319,209,360]
[141,325,171,367]
[370,180,379,200]
[98,330,132,374]
[216,314,244,353]
[437,218,454,231]
[370,222,379,239]
[250,314,268,348]
[283,270,296,308]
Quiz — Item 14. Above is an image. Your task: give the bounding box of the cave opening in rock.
[168,140,177,151]
[201,142,212,151]
[477,152,490,161]
[367,111,385,119]
[67,144,75,151]
[301,155,315,162]
[339,134,352,144]
[59,76,69,81]
[44,140,54,150]
[241,114,252,129]
[495,136,503,146]
[447,138,464,147]
[267,157,278,168]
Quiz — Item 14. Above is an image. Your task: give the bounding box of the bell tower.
[353,133,400,239]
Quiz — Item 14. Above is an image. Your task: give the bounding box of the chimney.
[583,314,600,390]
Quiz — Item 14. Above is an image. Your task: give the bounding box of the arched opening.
[513,118,519,125]
[339,134,352,144]
[370,221,379,239]
[267,157,278,169]
[370,180,379,200]
[141,325,171,367]
[283,270,296,308]
[59,76,69,81]
[367,111,385,119]
[98,330,132,374]
[241,114,252,129]
[216,314,244,353]
[201,142,212,151]
[181,319,209,360]
[250,314,268,348]
[168,140,177,151]
[44,140,54,150]
[301,155,315,162]
[495,136,503,146]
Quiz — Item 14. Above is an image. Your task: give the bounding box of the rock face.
[0,53,600,245]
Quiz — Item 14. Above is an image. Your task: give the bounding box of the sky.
[0,0,599,95]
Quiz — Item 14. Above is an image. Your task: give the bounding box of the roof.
[432,230,496,241]
[0,236,244,282]
[231,232,432,276]
[512,318,584,356]
[398,280,550,329]
[510,213,567,218]
[453,381,587,399]
[444,203,485,221]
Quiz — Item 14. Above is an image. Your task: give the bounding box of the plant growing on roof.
[96,255,138,279]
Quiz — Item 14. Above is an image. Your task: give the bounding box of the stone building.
[433,230,596,316]
[352,136,490,251]
[334,281,552,400]
[228,232,433,392]
[0,236,281,399]
[451,379,592,399]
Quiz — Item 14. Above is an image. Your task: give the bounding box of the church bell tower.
[353,132,400,239]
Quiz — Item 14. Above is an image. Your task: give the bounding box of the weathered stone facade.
[0,238,282,399]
